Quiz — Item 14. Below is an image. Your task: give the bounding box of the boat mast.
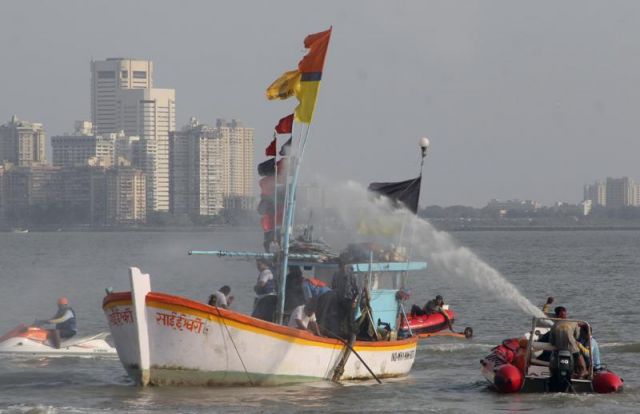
[276,124,312,324]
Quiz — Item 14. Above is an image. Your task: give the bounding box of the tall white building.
[118,88,175,212]
[170,118,254,217]
[91,58,175,212]
[216,119,254,209]
[91,58,153,135]
[170,119,224,216]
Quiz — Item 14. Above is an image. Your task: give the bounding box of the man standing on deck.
[549,306,588,378]
[254,259,276,297]
[252,259,277,321]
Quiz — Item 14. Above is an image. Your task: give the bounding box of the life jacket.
[307,278,327,288]
[56,307,77,334]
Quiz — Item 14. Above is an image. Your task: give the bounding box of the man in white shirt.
[208,286,233,309]
[254,259,276,296]
[288,302,321,336]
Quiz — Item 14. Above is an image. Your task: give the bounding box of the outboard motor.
[549,349,574,392]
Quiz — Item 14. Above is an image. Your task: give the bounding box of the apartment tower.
[90,58,175,212]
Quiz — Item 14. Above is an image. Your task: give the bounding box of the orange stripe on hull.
[103,291,418,352]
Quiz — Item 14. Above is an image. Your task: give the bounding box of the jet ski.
[0,324,116,357]
[480,317,623,393]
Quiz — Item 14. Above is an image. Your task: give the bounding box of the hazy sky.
[2,1,640,207]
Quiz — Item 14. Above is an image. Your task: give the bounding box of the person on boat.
[284,266,306,312]
[35,297,77,349]
[421,295,453,331]
[542,296,554,315]
[208,285,234,309]
[301,275,331,303]
[254,259,276,296]
[317,255,359,339]
[577,323,602,371]
[288,300,321,336]
[252,259,278,321]
[549,306,588,378]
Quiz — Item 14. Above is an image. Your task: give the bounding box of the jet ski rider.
[35,297,77,348]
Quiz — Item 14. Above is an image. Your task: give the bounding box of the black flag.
[368,176,421,214]
[257,158,275,177]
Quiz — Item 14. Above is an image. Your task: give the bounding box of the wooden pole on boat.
[327,330,382,384]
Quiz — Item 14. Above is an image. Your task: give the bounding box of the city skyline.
[2,2,640,207]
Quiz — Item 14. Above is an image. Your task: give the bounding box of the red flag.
[265,138,276,157]
[275,114,294,134]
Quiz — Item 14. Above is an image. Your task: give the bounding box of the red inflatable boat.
[481,317,623,394]
[400,308,473,339]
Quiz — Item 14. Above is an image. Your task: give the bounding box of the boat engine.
[549,349,574,392]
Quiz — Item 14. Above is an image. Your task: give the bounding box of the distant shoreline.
[4,225,640,233]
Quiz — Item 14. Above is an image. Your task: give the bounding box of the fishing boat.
[104,259,423,386]
[103,27,434,386]
[480,317,623,393]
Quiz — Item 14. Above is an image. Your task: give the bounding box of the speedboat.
[480,317,623,393]
[399,306,473,339]
[0,324,116,357]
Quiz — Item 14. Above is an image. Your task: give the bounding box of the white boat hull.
[103,268,418,386]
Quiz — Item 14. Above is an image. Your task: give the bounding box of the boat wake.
[600,342,640,353]
[417,342,494,353]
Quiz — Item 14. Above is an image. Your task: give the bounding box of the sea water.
[0,228,638,412]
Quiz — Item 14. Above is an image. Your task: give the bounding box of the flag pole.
[272,133,278,250]
[276,122,311,325]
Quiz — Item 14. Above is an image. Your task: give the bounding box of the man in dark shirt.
[425,295,453,331]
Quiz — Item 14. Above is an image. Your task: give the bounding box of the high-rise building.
[91,58,175,212]
[606,177,634,208]
[0,115,46,166]
[105,167,146,224]
[583,180,606,207]
[118,88,175,212]
[170,118,224,216]
[170,118,254,217]
[216,119,254,209]
[91,58,153,135]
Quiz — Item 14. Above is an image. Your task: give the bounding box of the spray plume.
[304,179,545,318]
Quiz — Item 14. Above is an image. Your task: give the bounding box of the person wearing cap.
[35,297,77,348]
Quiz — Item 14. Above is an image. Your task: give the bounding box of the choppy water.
[0,230,638,413]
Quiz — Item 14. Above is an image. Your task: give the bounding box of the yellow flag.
[294,80,320,123]
[266,70,301,100]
